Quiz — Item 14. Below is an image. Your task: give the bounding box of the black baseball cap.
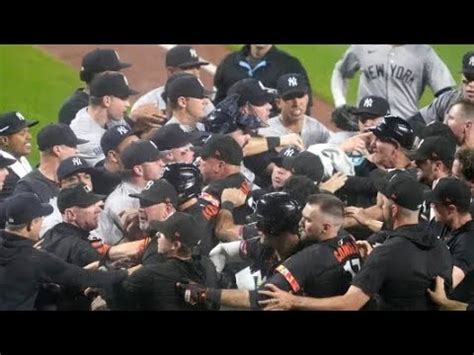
[408,136,456,166]
[167,75,213,102]
[57,156,95,181]
[121,140,164,170]
[89,72,138,99]
[0,111,38,136]
[354,95,390,118]
[369,115,415,150]
[149,212,200,248]
[420,121,457,143]
[425,177,472,212]
[271,146,301,170]
[228,78,276,107]
[374,170,424,211]
[5,192,53,225]
[161,72,195,103]
[200,134,243,166]
[100,125,134,155]
[165,45,209,69]
[57,183,106,214]
[277,73,309,98]
[37,123,89,151]
[129,179,178,208]
[0,155,16,169]
[291,151,325,184]
[151,124,192,151]
[80,48,131,79]
[462,51,474,76]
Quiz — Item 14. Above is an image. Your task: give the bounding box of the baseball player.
[331,45,455,119]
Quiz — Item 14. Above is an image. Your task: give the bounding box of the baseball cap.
[271,146,301,170]
[151,124,192,151]
[37,123,89,151]
[420,121,457,143]
[227,78,276,107]
[167,75,213,102]
[5,192,53,225]
[100,125,134,155]
[129,179,178,208]
[408,136,456,166]
[57,156,95,181]
[369,115,415,149]
[290,151,325,184]
[121,140,164,170]
[0,111,38,136]
[148,212,200,248]
[354,95,390,118]
[165,45,209,69]
[374,170,424,211]
[161,72,195,103]
[462,51,474,76]
[277,73,309,98]
[80,48,131,80]
[89,72,138,99]
[0,155,16,169]
[57,183,106,214]
[424,177,472,211]
[200,134,243,166]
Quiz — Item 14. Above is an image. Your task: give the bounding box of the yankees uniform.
[331,45,455,119]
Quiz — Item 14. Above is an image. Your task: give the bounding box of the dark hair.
[306,193,344,220]
[455,147,474,182]
[283,175,319,207]
[89,96,104,106]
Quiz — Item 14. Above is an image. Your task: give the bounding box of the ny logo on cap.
[72,157,83,166]
[16,112,25,121]
[287,77,298,87]
[189,48,198,58]
[83,185,92,193]
[363,98,373,108]
[117,126,129,135]
[470,56,474,67]
[283,148,296,157]
[143,180,155,191]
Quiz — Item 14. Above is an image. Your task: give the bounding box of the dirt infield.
[39,44,337,131]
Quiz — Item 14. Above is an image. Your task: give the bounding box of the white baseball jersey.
[331,45,455,119]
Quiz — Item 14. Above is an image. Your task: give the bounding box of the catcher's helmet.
[162,163,203,204]
[253,192,301,237]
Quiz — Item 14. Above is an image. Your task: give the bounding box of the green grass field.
[0,45,81,165]
[229,45,474,106]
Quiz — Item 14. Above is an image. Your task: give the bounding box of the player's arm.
[427,276,468,311]
[331,46,360,107]
[425,47,455,95]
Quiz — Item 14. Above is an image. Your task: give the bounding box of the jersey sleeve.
[450,236,474,275]
[424,47,455,94]
[351,244,389,297]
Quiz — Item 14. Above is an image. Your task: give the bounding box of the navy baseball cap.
[89,72,139,99]
[129,179,178,208]
[270,146,301,170]
[57,156,95,181]
[57,183,106,214]
[167,75,213,102]
[149,212,200,248]
[277,73,309,98]
[462,51,474,75]
[165,45,209,69]
[0,111,38,136]
[100,125,134,155]
[227,78,276,107]
[354,96,390,118]
[0,155,16,169]
[5,192,53,225]
[80,48,131,80]
[151,124,192,151]
[425,177,472,212]
[121,140,164,170]
[369,115,415,150]
[374,170,424,211]
[37,123,88,151]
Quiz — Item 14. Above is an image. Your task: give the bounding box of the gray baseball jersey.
[418,88,463,124]
[131,85,215,116]
[258,114,331,148]
[331,45,455,119]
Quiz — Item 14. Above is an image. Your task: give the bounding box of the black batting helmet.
[161,163,203,205]
[253,192,301,237]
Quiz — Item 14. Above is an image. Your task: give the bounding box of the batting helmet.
[161,163,203,205]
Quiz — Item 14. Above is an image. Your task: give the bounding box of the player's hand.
[119,208,141,236]
[221,187,247,207]
[320,172,348,193]
[355,240,373,259]
[427,276,449,306]
[91,296,109,311]
[176,280,208,305]
[258,283,296,311]
[339,132,373,154]
[344,206,369,226]
[130,103,167,126]
[280,133,305,151]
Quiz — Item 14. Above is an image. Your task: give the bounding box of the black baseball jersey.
[352,224,453,310]
[58,88,89,125]
[90,166,121,197]
[13,168,59,203]
[239,237,280,280]
[250,234,362,309]
[445,220,474,303]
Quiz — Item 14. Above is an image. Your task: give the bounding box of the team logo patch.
[287,76,298,87]
[275,265,300,293]
[363,98,373,107]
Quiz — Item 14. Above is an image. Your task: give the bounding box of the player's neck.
[281,115,304,134]
[450,213,472,232]
[179,198,197,212]
[88,106,109,129]
[173,111,197,128]
[38,154,60,183]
